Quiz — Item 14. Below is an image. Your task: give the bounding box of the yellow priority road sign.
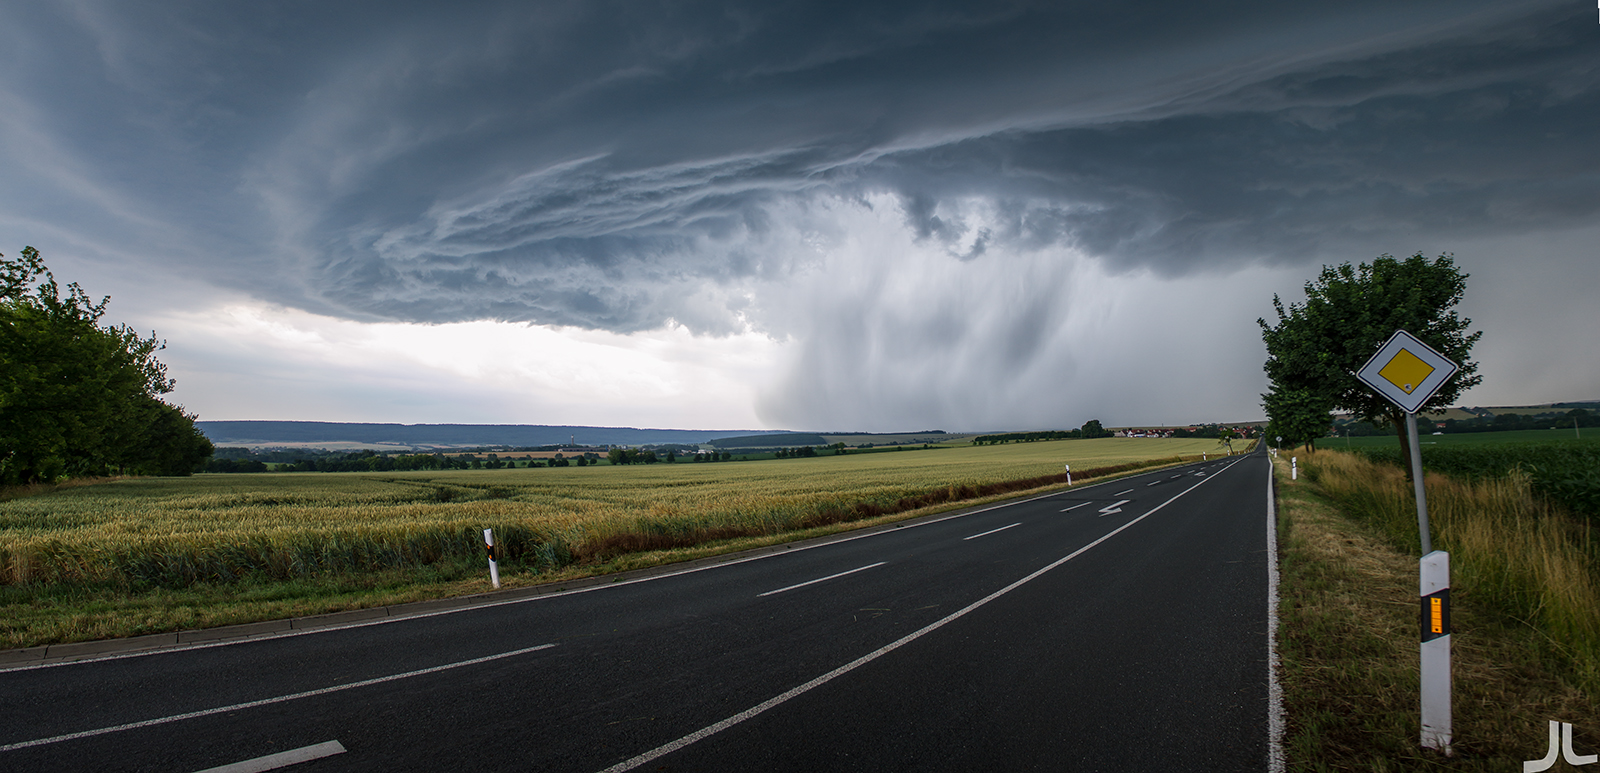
[1356,329,1459,415]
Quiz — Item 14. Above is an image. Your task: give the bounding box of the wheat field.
[1,438,1237,588]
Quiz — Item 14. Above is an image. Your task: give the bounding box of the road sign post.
[1355,329,1460,755]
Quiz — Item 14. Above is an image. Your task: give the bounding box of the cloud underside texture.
[6,1,1589,329]
[4,1,1597,426]
[302,1,1597,335]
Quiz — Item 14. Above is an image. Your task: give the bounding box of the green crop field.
[1316,428,1594,449]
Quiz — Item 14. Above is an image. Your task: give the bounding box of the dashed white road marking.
[1113,489,1134,496]
[1059,502,1093,512]
[758,563,886,597]
[0,644,557,753]
[193,740,347,773]
[963,523,1021,541]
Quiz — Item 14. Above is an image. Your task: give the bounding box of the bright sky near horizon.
[3,1,1597,432]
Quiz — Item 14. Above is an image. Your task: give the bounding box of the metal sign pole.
[1405,412,1432,555]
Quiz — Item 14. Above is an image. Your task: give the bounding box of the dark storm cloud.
[2,0,1593,333]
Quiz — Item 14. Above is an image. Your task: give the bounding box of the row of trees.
[206,449,607,472]
[2,247,213,484]
[973,420,1111,445]
[1259,253,1481,462]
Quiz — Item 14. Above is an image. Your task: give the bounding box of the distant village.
[1112,425,1263,439]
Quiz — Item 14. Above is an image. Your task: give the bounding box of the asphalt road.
[1,448,1277,772]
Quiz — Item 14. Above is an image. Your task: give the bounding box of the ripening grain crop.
[1,438,1238,589]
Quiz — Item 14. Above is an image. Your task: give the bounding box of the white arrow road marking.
[1059,502,1093,512]
[1098,499,1131,516]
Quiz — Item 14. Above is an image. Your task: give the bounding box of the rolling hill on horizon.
[199,400,1597,450]
[195,421,768,449]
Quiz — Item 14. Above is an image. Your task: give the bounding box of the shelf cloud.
[3,0,1595,428]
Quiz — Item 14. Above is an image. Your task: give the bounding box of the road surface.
[1,449,1278,772]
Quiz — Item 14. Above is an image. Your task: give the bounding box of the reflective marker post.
[1408,411,1450,753]
[1420,551,1451,752]
[484,528,501,589]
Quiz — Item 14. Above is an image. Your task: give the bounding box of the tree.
[1259,253,1481,472]
[1080,419,1109,439]
[1262,385,1332,453]
[2,247,213,484]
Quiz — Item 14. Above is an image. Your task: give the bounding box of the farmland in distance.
[1,437,1240,647]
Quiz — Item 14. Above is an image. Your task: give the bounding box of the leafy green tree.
[2,247,212,484]
[1263,385,1334,453]
[129,399,216,476]
[1080,419,1109,439]
[1259,253,1481,472]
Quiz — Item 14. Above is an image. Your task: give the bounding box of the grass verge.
[1273,452,1597,770]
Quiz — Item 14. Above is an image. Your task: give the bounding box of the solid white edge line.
[0,644,557,753]
[1266,456,1286,773]
[962,522,1022,540]
[597,457,1248,773]
[192,740,347,773]
[11,459,1220,673]
[757,562,886,597]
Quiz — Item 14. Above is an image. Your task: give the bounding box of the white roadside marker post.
[1420,549,1450,752]
[484,528,501,589]
[1355,329,1460,756]
[1291,457,1297,481]
[1064,463,1071,485]
[1408,410,1452,753]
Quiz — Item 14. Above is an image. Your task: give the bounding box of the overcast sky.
[3,1,1596,431]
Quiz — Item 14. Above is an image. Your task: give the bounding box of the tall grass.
[1302,450,1600,688]
[1351,440,1600,519]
